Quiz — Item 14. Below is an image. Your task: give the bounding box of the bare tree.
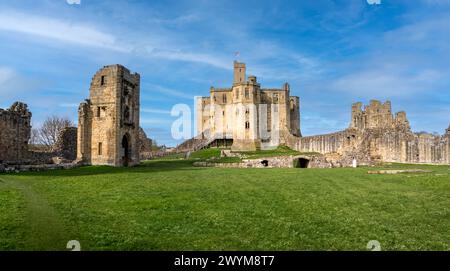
[37,116,74,151]
[29,128,40,145]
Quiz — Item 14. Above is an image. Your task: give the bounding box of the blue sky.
[0,0,449,146]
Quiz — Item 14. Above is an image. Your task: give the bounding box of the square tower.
[233,61,246,85]
[77,65,140,167]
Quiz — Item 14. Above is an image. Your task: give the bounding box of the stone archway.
[294,157,310,168]
[122,133,131,166]
[261,160,269,167]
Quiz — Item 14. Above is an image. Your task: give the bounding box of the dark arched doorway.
[294,158,310,168]
[122,133,131,166]
[261,160,269,167]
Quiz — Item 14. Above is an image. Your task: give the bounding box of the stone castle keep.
[1,62,449,170]
[196,61,301,151]
[193,62,449,166]
[77,64,141,167]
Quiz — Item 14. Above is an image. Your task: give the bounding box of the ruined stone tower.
[77,65,140,167]
[0,102,32,163]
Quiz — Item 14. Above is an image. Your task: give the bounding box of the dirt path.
[0,177,69,250]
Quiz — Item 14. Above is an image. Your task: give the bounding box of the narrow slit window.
[98,142,103,155]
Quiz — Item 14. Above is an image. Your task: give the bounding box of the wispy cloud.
[0,66,42,100]
[141,108,171,114]
[59,103,79,108]
[330,69,446,97]
[144,84,197,100]
[0,11,126,51]
[0,10,230,70]
[0,66,15,85]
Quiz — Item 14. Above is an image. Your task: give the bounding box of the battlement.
[233,61,246,85]
[196,61,301,151]
[350,100,410,130]
[0,102,32,118]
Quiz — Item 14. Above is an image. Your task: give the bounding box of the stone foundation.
[193,154,333,169]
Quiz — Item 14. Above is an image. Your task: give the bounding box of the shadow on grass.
[5,159,207,178]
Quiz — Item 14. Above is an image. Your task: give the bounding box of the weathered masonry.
[196,61,301,151]
[77,65,141,167]
[0,102,32,164]
[281,100,450,165]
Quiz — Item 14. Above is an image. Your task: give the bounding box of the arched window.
[245,121,250,129]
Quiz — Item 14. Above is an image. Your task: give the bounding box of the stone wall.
[285,100,449,165]
[54,127,78,161]
[77,64,141,167]
[138,127,153,160]
[0,102,32,164]
[193,154,332,169]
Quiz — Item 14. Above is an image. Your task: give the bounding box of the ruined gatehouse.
[77,64,141,167]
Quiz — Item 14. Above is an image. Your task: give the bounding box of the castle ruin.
[193,62,449,166]
[77,65,141,167]
[0,102,32,164]
[281,100,450,166]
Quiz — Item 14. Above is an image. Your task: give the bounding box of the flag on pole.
[234,51,240,58]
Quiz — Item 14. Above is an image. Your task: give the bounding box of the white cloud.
[141,108,171,114]
[0,11,230,70]
[0,67,15,85]
[0,11,126,51]
[0,67,42,99]
[367,0,381,5]
[140,118,173,125]
[66,0,81,5]
[330,69,445,97]
[59,103,79,108]
[145,84,196,100]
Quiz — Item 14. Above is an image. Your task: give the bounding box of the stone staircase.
[175,133,221,152]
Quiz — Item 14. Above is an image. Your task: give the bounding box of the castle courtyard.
[0,158,449,251]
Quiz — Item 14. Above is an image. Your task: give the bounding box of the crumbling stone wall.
[0,102,32,164]
[193,154,332,169]
[54,127,78,161]
[286,100,449,165]
[138,127,152,153]
[138,127,153,160]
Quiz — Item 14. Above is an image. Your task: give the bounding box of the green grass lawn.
[188,146,318,163]
[0,159,449,251]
